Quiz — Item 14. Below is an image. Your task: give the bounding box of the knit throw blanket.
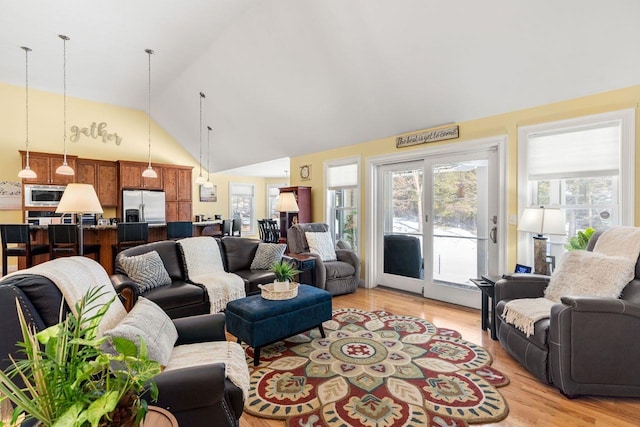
[503,226,640,337]
[6,256,127,336]
[177,237,245,313]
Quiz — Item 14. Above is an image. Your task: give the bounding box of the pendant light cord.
[147,49,153,166]
[23,47,31,165]
[207,126,212,181]
[60,35,70,164]
[199,92,205,177]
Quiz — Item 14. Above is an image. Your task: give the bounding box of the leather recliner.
[287,223,360,295]
[0,269,245,427]
[495,229,640,397]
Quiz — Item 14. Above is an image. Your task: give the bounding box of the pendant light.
[18,46,37,179]
[203,125,214,188]
[141,49,157,179]
[195,92,207,185]
[55,34,74,176]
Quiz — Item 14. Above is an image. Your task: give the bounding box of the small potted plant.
[564,227,596,251]
[0,288,162,427]
[270,260,301,291]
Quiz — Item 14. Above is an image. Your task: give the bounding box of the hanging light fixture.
[18,46,37,179]
[141,48,157,179]
[55,34,74,176]
[195,92,207,184]
[203,125,214,188]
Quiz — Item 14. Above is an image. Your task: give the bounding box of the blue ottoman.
[226,284,332,366]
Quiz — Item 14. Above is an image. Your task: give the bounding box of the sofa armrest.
[148,364,226,414]
[173,313,227,345]
[110,274,139,311]
[549,296,640,396]
[559,296,640,317]
[494,274,550,302]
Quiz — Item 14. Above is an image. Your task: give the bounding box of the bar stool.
[231,218,242,237]
[48,224,101,260]
[167,221,193,240]
[1,224,49,276]
[112,222,149,270]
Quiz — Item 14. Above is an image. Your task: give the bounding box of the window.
[518,109,634,263]
[266,185,282,222]
[230,183,255,234]
[325,158,360,252]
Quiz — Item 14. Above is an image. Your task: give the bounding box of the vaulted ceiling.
[2,1,639,174]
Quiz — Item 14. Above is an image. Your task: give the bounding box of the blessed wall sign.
[69,122,123,145]
[396,125,459,148]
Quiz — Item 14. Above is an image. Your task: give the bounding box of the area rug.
[243,308,509,426]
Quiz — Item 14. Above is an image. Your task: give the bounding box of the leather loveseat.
[495,229,640,397]
[112,237,283,317]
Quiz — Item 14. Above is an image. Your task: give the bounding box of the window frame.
[517,109,635,265]
[229,182,256,235]
[324,156,361,254]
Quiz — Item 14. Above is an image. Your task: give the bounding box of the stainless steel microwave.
[24,185,67,207]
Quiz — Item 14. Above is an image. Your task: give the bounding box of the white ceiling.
[2,1,640,175]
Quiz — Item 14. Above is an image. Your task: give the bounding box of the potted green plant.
[270,260,301,291]
[0,288,162,427]
[564,227,596,251]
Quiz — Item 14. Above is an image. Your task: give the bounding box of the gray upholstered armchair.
[495,229,640,397]
[287,223,360,295]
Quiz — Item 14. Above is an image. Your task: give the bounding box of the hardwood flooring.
[237,286,640,427]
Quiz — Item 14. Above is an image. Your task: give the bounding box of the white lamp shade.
[142,165,157,178]
[55,163,75,176]
[18,167,37,179]
[195,174,206,185]
[518,207,565,236]
[203,180,214,188]
[275,192,299,212]
[56,183,103,214]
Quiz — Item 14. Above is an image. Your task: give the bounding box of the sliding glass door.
[376,148,500,308]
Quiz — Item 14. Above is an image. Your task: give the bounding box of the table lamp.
[56,183,103,256]
[518,206,565,275]
[276,192,300,235]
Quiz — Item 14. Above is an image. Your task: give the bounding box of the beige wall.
[288,84,640,272]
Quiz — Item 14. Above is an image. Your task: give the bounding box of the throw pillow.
[544,250,635,303]
[103,297,178,366]
[250,243,287,270]
[117,250,172,292]
[305,231,337,262]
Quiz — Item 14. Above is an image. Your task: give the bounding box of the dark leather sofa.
[0,272,245,427]
[112,237,281,317]
[495,230,640,397]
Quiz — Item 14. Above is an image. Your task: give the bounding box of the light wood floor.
[237,286,640,427]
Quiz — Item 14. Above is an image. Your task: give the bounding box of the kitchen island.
[22,220,222,275]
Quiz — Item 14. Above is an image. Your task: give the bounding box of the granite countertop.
[29,223,170,230]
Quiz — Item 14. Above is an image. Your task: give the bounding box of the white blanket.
[503,226,640,337]
[177,237,245,313]
[6,256,127,335]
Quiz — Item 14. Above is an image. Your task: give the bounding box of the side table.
[286,253,316,286]
[470,274,502,340]
[142,406,178,427]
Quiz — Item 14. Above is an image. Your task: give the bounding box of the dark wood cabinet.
[118,161,163,190]
[278,186,311,239]
[20,151,77,185]
[164,166,193,222]
[76,159,118,207]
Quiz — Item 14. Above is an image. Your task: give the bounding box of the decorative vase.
[274,280,290,292]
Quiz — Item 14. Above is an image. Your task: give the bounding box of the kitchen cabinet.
[164,166,193,221]
[278,186,311,239]
[20,151,77,185]
[118,161,163,190]
[76,159,118,207]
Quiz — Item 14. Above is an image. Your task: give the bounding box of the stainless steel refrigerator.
[121,190,166,224]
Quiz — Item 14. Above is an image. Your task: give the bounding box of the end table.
[286,253,316,286]
[470,274,502,340]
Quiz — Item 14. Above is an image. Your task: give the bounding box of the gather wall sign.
[69,122,123,145]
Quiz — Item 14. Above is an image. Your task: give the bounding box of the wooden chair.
[1,224,49,276]
[48,224,101,260]
[231,218,242,237]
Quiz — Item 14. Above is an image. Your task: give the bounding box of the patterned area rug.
[244,308,509,426]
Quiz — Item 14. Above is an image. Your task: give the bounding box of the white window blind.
[327,163,358,189]
[232,184,254,196]
[527,122,620,180]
